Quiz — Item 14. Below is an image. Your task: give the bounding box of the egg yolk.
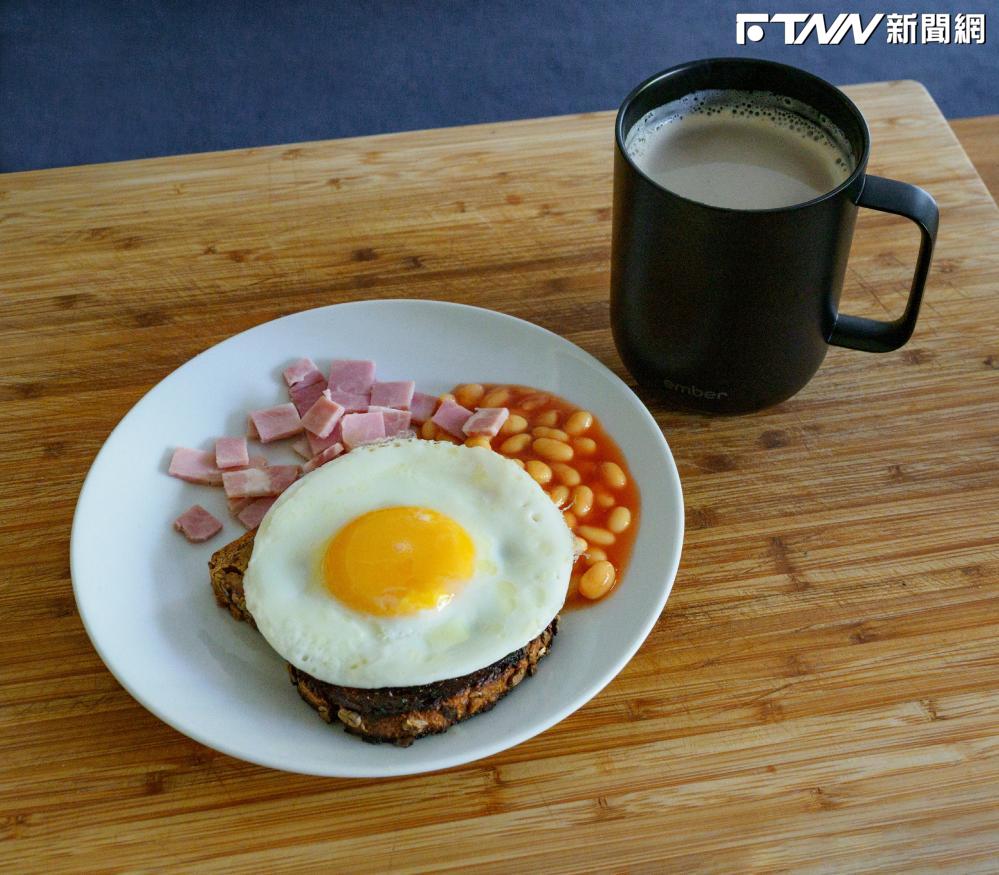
[322,506,476,616]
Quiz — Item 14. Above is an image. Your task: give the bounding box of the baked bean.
[533,438,573,462]
[438,393,456,405]
[577,525,615,546]
[520,393,550,411]
[482,388,511,407]
[571,485,594,518]
[499,414,528,435]
[551,463,581,486]
[500,433,531,454]
[608,506,632,533]
[532,426,569,441]
[600,461,627,489]
[579,560,616,599]
[549,485,570,506]
[420,420,436,440]
[526,460,553,486]
[454,383,485,408]
[450,384,638,608]
[564,410,593,436]
[534,409,560,427]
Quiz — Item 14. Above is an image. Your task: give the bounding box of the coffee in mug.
[624,90,854,210]
[611,59,939,414]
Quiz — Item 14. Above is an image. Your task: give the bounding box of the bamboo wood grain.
[952,115,999,198]
[1,80,997,873]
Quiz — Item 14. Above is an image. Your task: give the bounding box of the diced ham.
[328,389,370,412]
[174,505,223,543]
[291,437,312,459]
[283,357,324,388]
[328,359,376,394]
[300,390,346,438]
[247,415,260,440]
[340,410,386,449]
[222,464,300,498]
[247,454,269,469]
[237,497,278,530]
[215,436,250,470]
[249,403,303,443]
[227,495,255,516]
[168,447,223,486]
[266,465,300,495]
[290,379,327,417]
[409,392,438,424]
[370,406,412,437]
[308,421,342,456]
[302,442,344,473]
[370,380,415,410]
[462,407,509,437]
[222,467,270,498]
[431,399,473,438]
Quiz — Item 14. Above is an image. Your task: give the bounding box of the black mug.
[611,58,939,414]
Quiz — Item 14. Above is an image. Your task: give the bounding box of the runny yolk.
[322,506,475,616]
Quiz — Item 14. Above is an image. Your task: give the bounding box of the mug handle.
[828,175,939,353]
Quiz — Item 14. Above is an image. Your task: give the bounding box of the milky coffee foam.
[625,90,855,209]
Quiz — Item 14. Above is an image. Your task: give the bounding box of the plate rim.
[70,298,684,777]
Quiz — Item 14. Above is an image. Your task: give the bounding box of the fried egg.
[242,439,574,688]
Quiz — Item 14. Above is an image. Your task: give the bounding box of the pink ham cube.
[291,437,312,459]
[328,359,376,394]
[227,495,255,516]
[174,505,223,543]
[283,357,324,388]
[462,407,509,438]
[215,437,250,470]
[302,442,345,473]
[289,379,327,417]
[300,390,345,438]
[370,380,415,410]
[369,406,412,437]
[222,467,270,498]
[267,465,300,495]
[237,497,278,530]
[431,399,473,438]
[409,392,438,424]
[308,421,342,456]
[222,465,300,499]
[249,403,304,443]
[340,410,386,449]
[168,447,223,486]
[328,389,370,412]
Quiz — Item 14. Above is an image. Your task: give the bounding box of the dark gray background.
[2,0,995,172]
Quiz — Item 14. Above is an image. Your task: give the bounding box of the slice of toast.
[208,532,557,746]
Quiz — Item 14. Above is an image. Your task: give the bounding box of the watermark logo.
[737,12,986,45]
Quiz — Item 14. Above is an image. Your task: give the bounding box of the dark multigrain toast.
[208,531,557,746]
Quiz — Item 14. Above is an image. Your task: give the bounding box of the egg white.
[242,439,574,688]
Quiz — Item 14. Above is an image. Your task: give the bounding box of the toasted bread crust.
[208,532,557,746]
[207,530,257,627]
[289,620,556,745]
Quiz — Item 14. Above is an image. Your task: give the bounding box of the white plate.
[71,300,684,777]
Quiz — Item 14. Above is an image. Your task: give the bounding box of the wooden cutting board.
[1,81,997,872]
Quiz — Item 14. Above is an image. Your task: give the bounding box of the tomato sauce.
[436,383,640,606]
